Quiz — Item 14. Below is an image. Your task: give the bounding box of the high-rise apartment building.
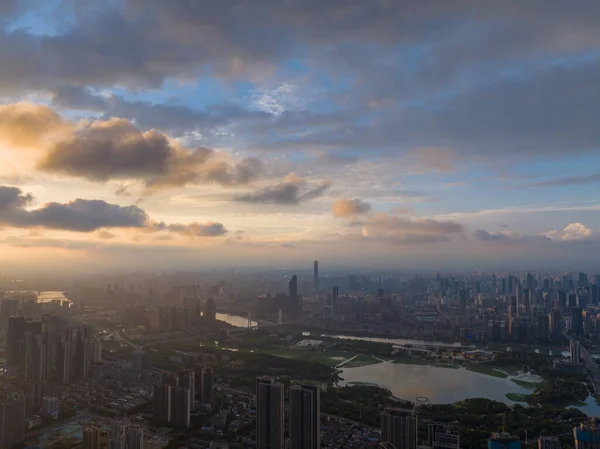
[256,377,285,449]
[178,370,195,408]
[109,421,127,449]
[201,367,214,404]
[570,340,581,364]
[381,408,417,449]
[126,424,144,449]
[0,394,27,449]
[83,426,102,449]
[290,384,320,449]
[313,261,319,292]
[538,436,561,449]
[153,384,172,424]
[171,387,191,428]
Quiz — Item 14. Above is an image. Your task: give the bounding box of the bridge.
[227,307,325,335]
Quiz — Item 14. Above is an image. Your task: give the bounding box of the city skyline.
[1,2,600,273]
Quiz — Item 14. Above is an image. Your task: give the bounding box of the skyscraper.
[178,370,195,408]
[290,384,320,449]
[110,421,127,449]
[332,286,339,304]
[313,261,319,292]
[381,408,417,449]
[204,297,217,323]
[171,387,191,428]
[201,367,214,405]
[570,340,581,364]
[152,384,172,424]
[126,424,144,449]
[256,377,285,449]
[572,308,584,335]
[0,394,27,449]
[289,275,299,319]
[83,427,102,449]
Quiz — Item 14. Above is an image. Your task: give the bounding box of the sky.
[1,1,599,274]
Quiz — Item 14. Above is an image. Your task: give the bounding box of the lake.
[340,361,529,404]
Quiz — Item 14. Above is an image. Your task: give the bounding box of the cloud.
[147,221,228,237]
[0,102,68,148]
[332,199,372,217]
[343,213,464,244]
[405,147,457,173]
[30,115,262,190]
[0,185,228,237]
[0,185,148,231]
[525,173,600,188]
[97,230,116,239]
[545,223,593,241]
[473,229,530,243]
[234,173,330,204]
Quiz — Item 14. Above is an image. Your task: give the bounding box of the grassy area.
[257,348,356,366]
[511,379,540,389]
[506,393,530,402]
[465,363,509,378]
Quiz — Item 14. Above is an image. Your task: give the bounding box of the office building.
[381,408,417,449]
[256,377,285,449]
[314,260,319,292]
[538,436,561,449]
[332,286,339,304]
[153,384,172,424]
[83,427,102,449]
[0,394,27,449]
[171,387,191,428]
[290,384,320,449]
[573,421,600,449]
[201,367,214,404]
[126,424,144,449]
[571,340,581,364]
[178,370,195,407]
[488,432,521,449]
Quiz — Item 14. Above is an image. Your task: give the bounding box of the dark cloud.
[51,85,109,110]
[0,185,148,231]
[0,186,33,209]
[332,199,372,217]
[35,116,262,189]
[234,174,330,205]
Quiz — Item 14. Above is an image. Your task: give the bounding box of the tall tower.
[290,384,320,449]
[256,377,285,449]
[381,408,417,449]
[313,260,319,293]
[289,275,298,319]
[201,367,214,405]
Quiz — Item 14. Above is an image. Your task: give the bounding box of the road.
[563,332,600,395]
